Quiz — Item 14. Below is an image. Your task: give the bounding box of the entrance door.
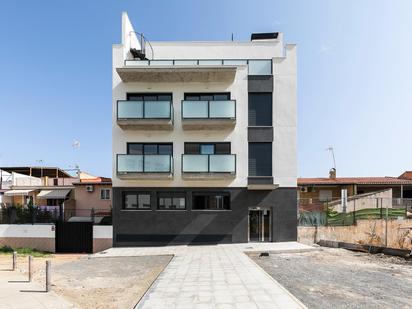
[249,209,271,242]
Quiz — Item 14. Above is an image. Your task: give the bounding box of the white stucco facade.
[112,12,297,189]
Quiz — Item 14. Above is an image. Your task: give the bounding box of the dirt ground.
[249,248,412,309]
[0,254,172,309]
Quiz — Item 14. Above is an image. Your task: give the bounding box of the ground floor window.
[123,192,151,210]
[46,199,64,206]
[192,193,230,210]
[158,193,186,210]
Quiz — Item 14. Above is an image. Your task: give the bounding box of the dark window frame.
[248,92,273,127]
[184,142,231,155]
[122,191,152,210]
[127,143,173,155]
[126,93,173,101]
[248,142,273,177]
[157,192,187,211]
[192,192,231,211]
[183,93,231,101]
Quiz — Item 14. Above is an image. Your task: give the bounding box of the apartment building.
[112,13,297,246]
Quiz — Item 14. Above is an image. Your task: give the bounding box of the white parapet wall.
[0,224,55,238]
[93,225,113,253]
[0,224,55,252]
[93,225,113,239]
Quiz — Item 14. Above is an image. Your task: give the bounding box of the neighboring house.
[111,13,297,246]
[0,167,77,209]
[72,172,112,218]
[298,169,412,201]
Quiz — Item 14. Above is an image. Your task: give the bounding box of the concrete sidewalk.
[97,242,315,308]
[0,269,75,309]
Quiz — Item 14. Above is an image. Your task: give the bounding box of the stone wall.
[298,218,412,250]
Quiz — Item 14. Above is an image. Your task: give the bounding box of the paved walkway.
[97,242,315,308]
[0,269,74,309]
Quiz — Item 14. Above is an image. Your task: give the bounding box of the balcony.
[181,154,236,180]
[116,100,173,130]
[181,100,236,130]
[117,59,244,83]
[117,154,173,179]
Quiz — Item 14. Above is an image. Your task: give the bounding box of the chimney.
[329,168,336,179]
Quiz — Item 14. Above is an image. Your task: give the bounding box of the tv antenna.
[325,147,336,170]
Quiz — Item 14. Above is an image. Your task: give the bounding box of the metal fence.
[0,206,112,225]
[298,197,412,226]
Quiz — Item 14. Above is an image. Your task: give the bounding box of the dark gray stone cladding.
[248,75,274,92]
[113,187,297,247]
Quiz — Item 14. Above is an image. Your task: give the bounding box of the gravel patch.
[0,254,173,309]
[249,248,412,309]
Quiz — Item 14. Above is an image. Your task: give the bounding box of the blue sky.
[0,0,411,178]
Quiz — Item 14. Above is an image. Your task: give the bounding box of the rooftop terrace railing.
[124,59,272,75]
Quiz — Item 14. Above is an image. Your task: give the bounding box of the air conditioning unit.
[300,187,308,193]
[86,185,94,192]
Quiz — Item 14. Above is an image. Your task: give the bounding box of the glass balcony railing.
[182,154,236,173]
[117,100,172,120]
[124,59,272,75]
[181,100,236,119]
[117,154,173,173]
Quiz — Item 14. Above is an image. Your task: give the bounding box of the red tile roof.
[298,177,412,185]
[398,171,412,180]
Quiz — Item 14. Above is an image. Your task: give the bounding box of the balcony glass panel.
[209,155,236,173]
[248,60,272,75]
[117,101,143,119]
[182,101,208,118]
[174,60,198,66]
[198,60,223,66]
[209,101,235,118]
[182,155,209,172]
[144,155,172,172]
[150,60,174,66]
[125,60,149,66]
[117,155,143,173]
[144,101,171,118]
[223,60,247,66]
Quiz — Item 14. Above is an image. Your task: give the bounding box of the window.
[184,143,230,154]
[100,189,111,200]
[127,143,173,155]
[248,93,272,126]
[192,193,230,210]
[127,93,172,101]
[158,193,186,210]
[184,93,230,101]
[249,143,272,176]
[319,190,332,202]
[200,144,214,155]
[123,192,151,210]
